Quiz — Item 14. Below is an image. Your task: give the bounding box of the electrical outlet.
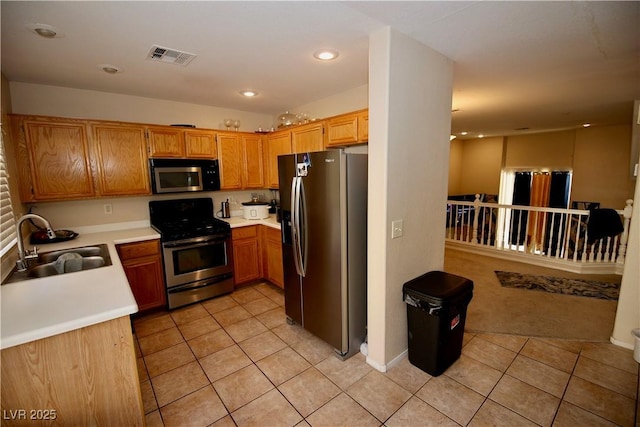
[104,204,113,215]
[391,219,404,239]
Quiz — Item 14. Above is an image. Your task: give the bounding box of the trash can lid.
[403,271,473,302]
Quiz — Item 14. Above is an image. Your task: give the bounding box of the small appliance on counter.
[220,199,231,218]
[242,200,270,220]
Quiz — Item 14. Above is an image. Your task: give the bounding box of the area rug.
[495,271,619,301]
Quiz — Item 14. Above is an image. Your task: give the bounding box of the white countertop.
[0,216,281,350]
[1,227,159,350]
[222,214,281,230]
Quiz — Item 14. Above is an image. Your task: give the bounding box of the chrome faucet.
[15,214,56,272]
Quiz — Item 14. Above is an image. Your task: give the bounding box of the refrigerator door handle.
[291,177,305,277]
[299,176,308,277]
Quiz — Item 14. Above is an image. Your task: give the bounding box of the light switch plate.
[391,219,404,239]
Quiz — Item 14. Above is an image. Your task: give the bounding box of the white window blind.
[0,127,17,257]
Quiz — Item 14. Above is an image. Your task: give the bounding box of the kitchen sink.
[3,244,113,284]
[38,245,110,264]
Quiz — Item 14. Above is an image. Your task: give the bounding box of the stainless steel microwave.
[149,158,220,194]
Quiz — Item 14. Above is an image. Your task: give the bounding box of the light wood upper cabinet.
[147,126,185,157]
[147,126,217,159]
[91,123,150,196]
[184,129,217,158]
[217,132,265,190]
[357,110,369,142]
[216,132,243,190]
[264,130,292,189]
[21,119,95,201]
[292,122,324,153]
[242,134,265,189]
[325,109,368,147]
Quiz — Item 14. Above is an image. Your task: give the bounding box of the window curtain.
[527,172,551,252]
[510,172,531,245]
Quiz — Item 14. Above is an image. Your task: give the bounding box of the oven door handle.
[167,273,233,293]
[163,236,228,248]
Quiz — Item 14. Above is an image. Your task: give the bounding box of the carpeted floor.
[444,248,621,341]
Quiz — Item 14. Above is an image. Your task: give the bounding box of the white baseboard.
[610,335,634,351]
[366,349,408,373]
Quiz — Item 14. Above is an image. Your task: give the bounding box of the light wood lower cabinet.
[116,239,166,313]
[262,226,284,288]
[1,316,144,426]
[232,226,262,286]
[231,225,283,288]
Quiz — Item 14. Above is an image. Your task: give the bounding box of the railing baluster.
[444,198,632,273]
[616,199,634,264]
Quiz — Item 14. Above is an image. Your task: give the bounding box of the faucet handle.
[25,246,39,259]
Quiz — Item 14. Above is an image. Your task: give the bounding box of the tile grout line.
[136,284,638,426]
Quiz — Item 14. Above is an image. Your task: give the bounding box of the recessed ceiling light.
[313,50,339,61]
[240,90,258,97]
[98,64,121,74]
[27,23,59,38]
[478,134,485,138]
[460,131,468,136]
[583,123,591,127]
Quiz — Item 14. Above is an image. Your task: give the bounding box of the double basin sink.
[4,244,112,284]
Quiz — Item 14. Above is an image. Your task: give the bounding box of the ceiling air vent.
[146,45,197,66]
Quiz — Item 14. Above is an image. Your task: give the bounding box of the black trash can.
[403,271,473,376]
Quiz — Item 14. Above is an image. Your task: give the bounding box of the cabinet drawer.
[117,239,160,260]
[264,226,281,243]
[232,226,258,240]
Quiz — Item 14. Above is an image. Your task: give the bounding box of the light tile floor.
[133,282,639,426]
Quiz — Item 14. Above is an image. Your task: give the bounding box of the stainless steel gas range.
[149,198,233,309]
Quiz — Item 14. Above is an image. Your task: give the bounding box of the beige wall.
[293,84,368,121]
[611,101,639,349]
[505,130,575,169]
[10,82,273,132]
[455,136,503,196]
[572,125,633,208]
[368,27,453,370]
[448,139,463,194]
[611,171,639,348]
[448,126,634,208]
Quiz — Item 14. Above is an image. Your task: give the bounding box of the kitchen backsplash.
[27,190,275,231]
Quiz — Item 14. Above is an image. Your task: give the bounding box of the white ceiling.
[2,1,639,139]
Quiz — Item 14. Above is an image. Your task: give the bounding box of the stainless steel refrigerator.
[278,150,367,359]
